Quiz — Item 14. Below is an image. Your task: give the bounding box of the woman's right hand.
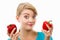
[7,28,20,40]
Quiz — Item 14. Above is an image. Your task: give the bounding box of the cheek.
[21,18,28,25]
[33,19,36,24]
[17,16,28,26]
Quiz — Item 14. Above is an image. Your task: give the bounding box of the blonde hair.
[16,2,37,16]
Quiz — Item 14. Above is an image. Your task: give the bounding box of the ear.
[16,16,18,20]
[16,16,20,22]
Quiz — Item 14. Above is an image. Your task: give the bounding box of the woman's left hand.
[42,23,53,40]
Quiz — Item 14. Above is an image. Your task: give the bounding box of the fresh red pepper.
[42,20,53,31]
[7,24,17,34]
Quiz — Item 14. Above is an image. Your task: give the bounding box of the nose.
[29,17,34,23]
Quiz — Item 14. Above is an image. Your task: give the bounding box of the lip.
[28,24,33,26]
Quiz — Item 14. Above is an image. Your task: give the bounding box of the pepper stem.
[48,20,52,24]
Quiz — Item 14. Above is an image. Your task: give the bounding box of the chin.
[26,27,32,31]
[24,25,33,31]
[26,29,32,31]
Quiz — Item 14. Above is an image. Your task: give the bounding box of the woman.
[8,2,53,40]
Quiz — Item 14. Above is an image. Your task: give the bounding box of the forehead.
[21,9,35,16]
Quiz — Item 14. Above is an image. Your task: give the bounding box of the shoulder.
[36,32,45,40]
[37,32,44,35]
[36,32,53,40]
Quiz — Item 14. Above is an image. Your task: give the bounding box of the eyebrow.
[23,13,36,16]
[23,13,29,15]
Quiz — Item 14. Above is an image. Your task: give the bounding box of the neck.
[19,28,33,37]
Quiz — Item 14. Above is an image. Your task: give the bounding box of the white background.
[0,0,60,40]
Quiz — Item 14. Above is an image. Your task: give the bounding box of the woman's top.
[8,32,53,40]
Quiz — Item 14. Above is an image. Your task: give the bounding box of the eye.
[24,15,29,19]
[32,16,36,19]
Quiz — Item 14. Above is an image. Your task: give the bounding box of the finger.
[48,26,53,33]
[42,29,47,34]
[7,32,10,36]
[14,32,20,37]
[49,29,53,34]
[7,29,10,36]
[11,32,19,40]
[42,29,51,34]
[45,23,51,30]
[10,28,16,38]
[15,33,20,38]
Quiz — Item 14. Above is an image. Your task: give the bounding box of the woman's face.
[16,9,36,30]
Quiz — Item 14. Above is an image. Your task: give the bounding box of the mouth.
[28,24,34,26]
